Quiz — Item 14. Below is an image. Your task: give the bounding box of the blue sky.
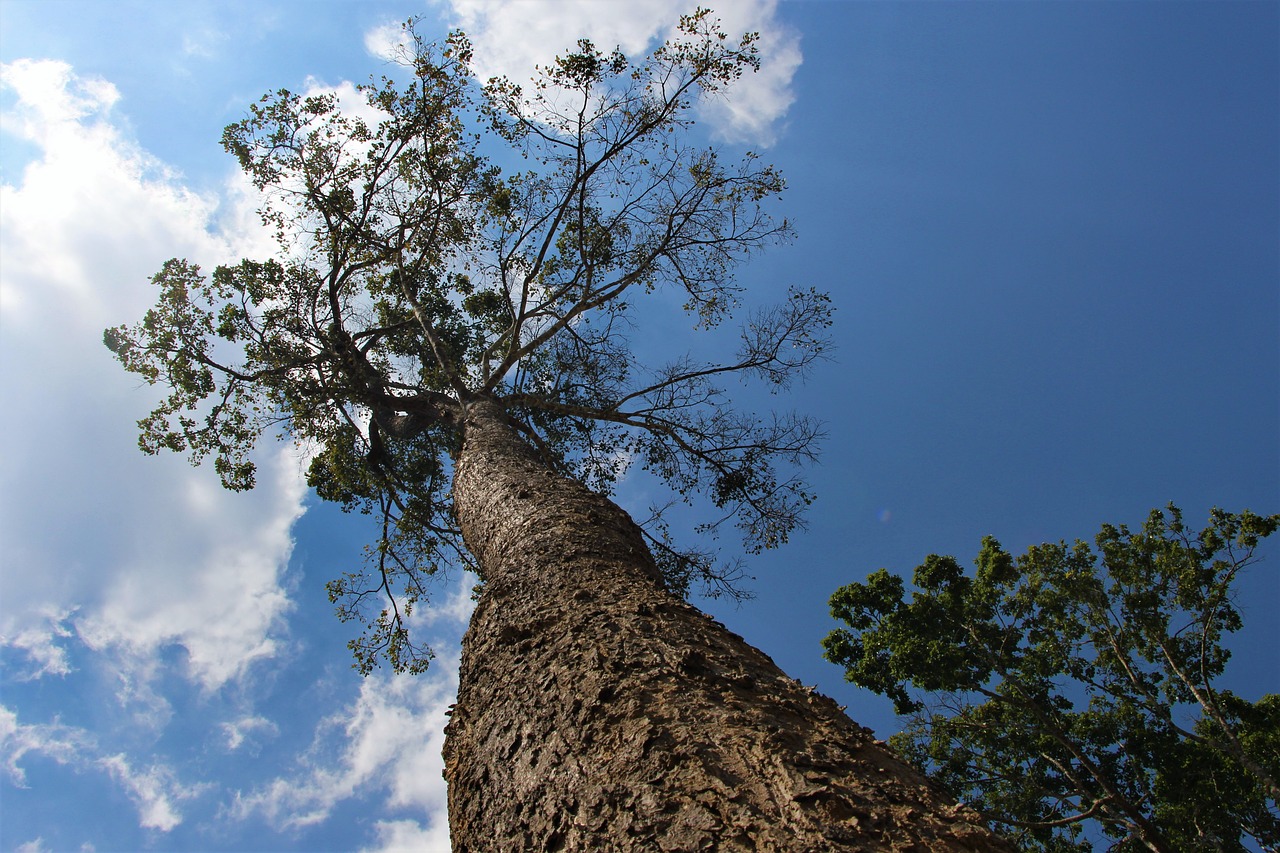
[1,1,1276,851]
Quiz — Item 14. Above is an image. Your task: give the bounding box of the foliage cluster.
[824,506,1280,852]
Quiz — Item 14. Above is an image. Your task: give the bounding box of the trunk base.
[445,569,1008,851]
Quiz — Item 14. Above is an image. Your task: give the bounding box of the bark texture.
[444,398,1013,851]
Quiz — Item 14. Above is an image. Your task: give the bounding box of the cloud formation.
[229,660,458,843]
[2,607,77,681]
[362,817,452,853]
[0,57,306,835]
[221,714,280,752]
[0,58,302,694]
[99,753,209,832]
[0,705,92,786]
[1,704,202,832]
[229,576,476,847]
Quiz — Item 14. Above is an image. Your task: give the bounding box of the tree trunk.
[443,397,1013,851]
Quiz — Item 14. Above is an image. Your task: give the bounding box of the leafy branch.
[824,505,1280,852]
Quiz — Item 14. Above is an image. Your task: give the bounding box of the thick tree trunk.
[443,397,1012,851]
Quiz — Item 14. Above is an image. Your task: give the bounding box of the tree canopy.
[823,505,1280,852]
[105,11,831,675]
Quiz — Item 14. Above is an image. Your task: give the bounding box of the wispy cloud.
[0,55,314,834]
[229,576,474,846]
[365,20,414,63]
[181,25,229,60]
[229,655,458,834]
[0,705,92,786]
[0,607,77,680]
[99,753,210,832]
[220,714,280,752]
[434,0,801,146]
[73,442,307,693]
[13,840,50,853]
[1,704,203,832]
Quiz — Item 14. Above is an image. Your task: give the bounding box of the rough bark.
[443,397,1014,851]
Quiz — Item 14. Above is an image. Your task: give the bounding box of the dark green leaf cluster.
[107,12,829,674]
[823,506,1280,851]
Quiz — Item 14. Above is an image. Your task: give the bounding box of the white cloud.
[74,443,307,693]
[365,20,414,63]
[414,569,480,630]
[446,0,672,68]
[13,840,52,853]
[98,754,208,832]
[0,607,77,680]
[438,0,800,146]
[0,705,92,786]
[1,704,203,832]
[691,1,801,146]
[362,818,451,853]
[0,59,120,135]
[0,58,303,697]
[229,577,474,843]
[231,655,458,832]
[0,48,498,852]
[0,55,483,851]
[221,714,280,752]
[0,60,211,321]
[303,76,386,129]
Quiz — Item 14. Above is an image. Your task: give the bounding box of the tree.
[106,13,1011,849]
[823,505,1280,852]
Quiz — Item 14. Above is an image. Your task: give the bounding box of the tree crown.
[106,11,831,675]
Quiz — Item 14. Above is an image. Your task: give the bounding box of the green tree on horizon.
[824,504,1280,852]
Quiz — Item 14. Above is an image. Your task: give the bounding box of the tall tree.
[823,505,1280,852]
[106,14,1010,849]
